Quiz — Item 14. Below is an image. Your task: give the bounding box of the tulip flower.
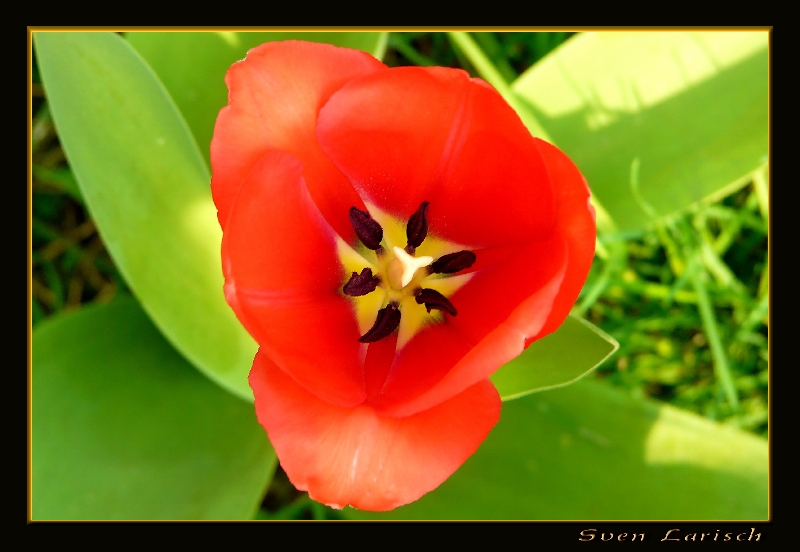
[210,40,595,511]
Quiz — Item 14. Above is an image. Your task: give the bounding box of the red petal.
[223,151,365,407]
[250,348,501,512]
[371,234,568,415]
[363,332,398,402]
[371,137,594,415]
[211,40,387,239]
[317,66,556,248]
[527,139,596,343]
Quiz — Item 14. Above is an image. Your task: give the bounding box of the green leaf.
[127,31,388,167]
[490,315,619,401]
[34,32,256,399]
[32,296,276,520]
[513,31,768,233]
[345,378,767,520]
[491,314,618,400]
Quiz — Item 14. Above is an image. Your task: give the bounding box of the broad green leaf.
[491,314,618,400]
[34,32,256,399]
[128,31,388,167]
[32,296,276,520]
[513,32,768,233]
[346,378,768,520]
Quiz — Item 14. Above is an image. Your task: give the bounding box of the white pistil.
[391,246,433,289]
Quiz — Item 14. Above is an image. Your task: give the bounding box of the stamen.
[429,250,476,274]
[343,268,380,297]
[359,303,401,343]
[349,207,383,250]
[405,201,429,251]
[392,246,433,288]
[415,288,458,316]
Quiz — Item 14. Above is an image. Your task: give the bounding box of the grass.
[30,31,768,520]
[582,182,768,436]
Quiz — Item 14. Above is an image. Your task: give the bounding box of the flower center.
[338,201,477,348]
[388,246,433,290]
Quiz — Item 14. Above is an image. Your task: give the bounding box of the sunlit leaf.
[32,296,276,520]
[34,31,256,399]
[513,31,768,233]
[127,31,388,167]
[346,378,768,520]
[491,314,618,400]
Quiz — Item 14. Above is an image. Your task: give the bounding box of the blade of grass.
[700,241,749,297]
[625,277,701,305]
[737,294,769,337]
[688,260,739,412]
[472,32,518,83]
[711,213,742,256]
[657,220,687,278]
[693,205,756,322]
[388,33,435,67]
[630,157,685,277]
[663,254,700,308]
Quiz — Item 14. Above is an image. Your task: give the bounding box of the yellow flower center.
[337,202,474,349]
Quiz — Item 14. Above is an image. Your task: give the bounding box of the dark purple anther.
[414,288,458,316]
[405,201,429,251]
[429,250,476,274]
[343,268,380,297]
[349,206,384,250]
[359,303,401,343]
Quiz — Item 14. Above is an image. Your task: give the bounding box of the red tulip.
[211,41,595,511]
